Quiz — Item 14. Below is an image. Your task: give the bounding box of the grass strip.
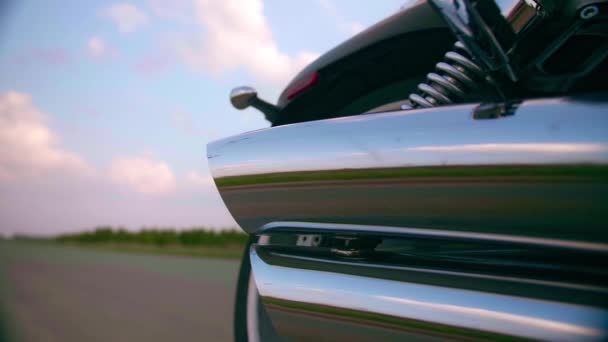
[215,165,608,187]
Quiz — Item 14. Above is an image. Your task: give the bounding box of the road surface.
[0,241,240,342]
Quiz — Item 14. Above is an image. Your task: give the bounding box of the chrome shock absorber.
[409,41,488,108]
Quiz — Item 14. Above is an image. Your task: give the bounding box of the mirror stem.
[249,97,279,123]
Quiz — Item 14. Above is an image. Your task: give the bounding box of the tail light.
[286,71,319,100]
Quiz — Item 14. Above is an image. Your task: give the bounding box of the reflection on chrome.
[260,221,608,252]
[408,143,608,153]
[208,97,608,179]
[269,251,608,294]
[376,295,601,337]
[251,247,608,341]
[496,0,540,16]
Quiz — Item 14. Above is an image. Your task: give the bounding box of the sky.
[0,0,407,235]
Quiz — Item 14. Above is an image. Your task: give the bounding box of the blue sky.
[0,0,406,235]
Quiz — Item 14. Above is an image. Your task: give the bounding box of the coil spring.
[409,41,486,108]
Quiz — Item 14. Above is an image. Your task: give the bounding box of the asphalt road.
[0,241,240,342]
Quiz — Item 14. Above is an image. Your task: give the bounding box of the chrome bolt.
[580,5,599,20]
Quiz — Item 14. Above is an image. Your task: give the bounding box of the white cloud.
[0,92,236,235]
[172,111,197,135]
[185,170,214,187]
[148,0,192,22]
[349,22,365,35]
[170,111,223,139]
[174,0,319,85]
[109,157,176,194]
[103,3,149,33]
[87,36,106,57]
[15,48,72,66]
[317,0,365,35]
[0,91,91,182]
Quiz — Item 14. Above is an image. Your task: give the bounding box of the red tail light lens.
[286,71,319,100]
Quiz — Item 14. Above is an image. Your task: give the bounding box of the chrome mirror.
[230,86,257,110]
[229,86,280,123]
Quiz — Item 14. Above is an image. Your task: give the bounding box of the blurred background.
[0,0,406,341]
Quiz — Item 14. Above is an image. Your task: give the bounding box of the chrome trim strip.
[269,251,608,294]
[246,274,260,342]
[260,221,608,253]
[251,246,608,341]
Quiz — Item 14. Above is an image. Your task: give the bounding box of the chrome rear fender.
[208,95,608,243]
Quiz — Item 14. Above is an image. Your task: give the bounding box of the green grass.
[55,227,247,246]
[214,164,608,187]
[10,227,250,260]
